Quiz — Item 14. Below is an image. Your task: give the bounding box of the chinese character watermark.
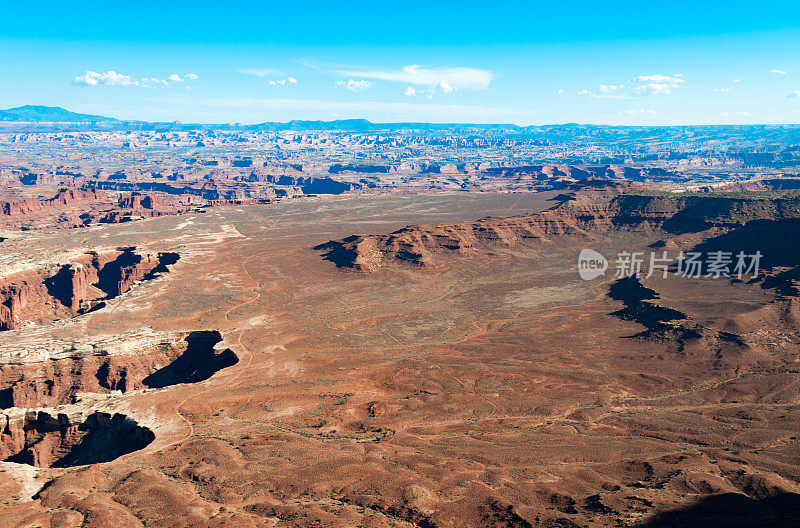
[578,249,762,281]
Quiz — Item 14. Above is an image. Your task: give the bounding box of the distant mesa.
[0,105,118,123]
[317,188,800,272]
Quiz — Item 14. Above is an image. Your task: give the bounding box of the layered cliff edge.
[317,189,800,272]
[0,329,238,410]
[0,188,192,230]
[0,248,180,331]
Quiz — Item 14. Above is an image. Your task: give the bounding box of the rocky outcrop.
[0,248,180,331]
[0,409,154,468]
[117,191,168,210]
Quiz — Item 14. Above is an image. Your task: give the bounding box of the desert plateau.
[2,4,800,525]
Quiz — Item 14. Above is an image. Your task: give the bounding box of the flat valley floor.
[1,192,799,527]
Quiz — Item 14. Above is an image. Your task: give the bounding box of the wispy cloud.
[576,85,634,99]
[770,69,787,74]
[335,79,371,92]
[625,109,656,115]
[575,76,680,99]
[599,84,622,94]
[789,90,800,98]
[404,87,417,96]
[143,77,168,87]
[237,68,299,86]
[634,74,683,84]
[147,95,522,123]
[713,88,733,93]
[236,68,284,77]
[268,77,298,87]
[332,64,493,91]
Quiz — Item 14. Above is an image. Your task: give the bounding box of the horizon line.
[1,105,799,129]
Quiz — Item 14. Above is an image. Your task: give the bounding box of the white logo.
[578,249,608,280]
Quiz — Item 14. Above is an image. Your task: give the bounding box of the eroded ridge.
[317,188,800,272]
[0,247,180,331]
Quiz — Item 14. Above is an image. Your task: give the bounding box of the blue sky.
[1,1,800,125]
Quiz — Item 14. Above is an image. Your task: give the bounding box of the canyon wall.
[0,331,238,409]
[0,248,179,331]
[1,409,155,468]
[0,188,103,217]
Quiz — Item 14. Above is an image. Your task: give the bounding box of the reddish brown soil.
[0,191,798,527]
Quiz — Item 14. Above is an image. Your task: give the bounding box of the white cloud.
[557,88,565,95]
[573,74,683,99]
[74,70,139,87]
[634,74,684,84]
[636,83,674,95]
[236,68,283,77]
[269,77,299,87]
[337,64,493,90]
[75,70,198,88]
[789,90,800,98]
[404,87,417,96]
[599,84,622,94]
[625,109,656,115]
[591,84,636,99]
[713,88,733,93]
[733,79,741,83]
[142,77,168,87]
[631,74,684,95]
[770,69,787,74]
[335,79,371,92]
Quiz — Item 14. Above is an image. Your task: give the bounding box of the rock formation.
[0,188,103,216]
[318,189,800,272]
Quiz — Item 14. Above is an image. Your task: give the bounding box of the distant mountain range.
[0,106,520,131]
[0,105,119,123]
[1,106,799,139]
